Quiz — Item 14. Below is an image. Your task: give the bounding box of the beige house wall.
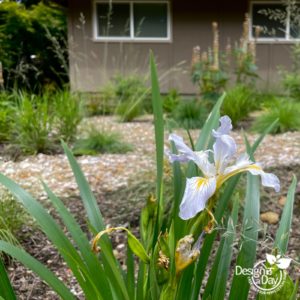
[68,0,293,94]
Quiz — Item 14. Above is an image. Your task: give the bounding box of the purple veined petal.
[223,159,280,193]
[213,134,237,172]
[247,167,280,193]
[164,149,190,163]
[212,115,233,138]
[168,133,198,162]
[168,133,216,177]
[223,153,253,174]
[179,176,216,220]
[194,151,216,177]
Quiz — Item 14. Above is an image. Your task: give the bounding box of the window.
[94,1,170,41]
[250,2,300,41]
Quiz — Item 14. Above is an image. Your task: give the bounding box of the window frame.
[249,1,300,43]
[93,0,172,42]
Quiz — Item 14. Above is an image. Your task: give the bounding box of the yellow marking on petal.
[247,164,262,171]
[216,164,262,189]
[197,178,208,189]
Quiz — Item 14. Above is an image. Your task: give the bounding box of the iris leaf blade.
[0,241,75,300]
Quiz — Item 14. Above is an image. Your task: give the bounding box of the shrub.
[191,16,258,99]
[278,44,300,101]
[222,85,256,126]
[0,2,67,91]
[84,84,116,117]
[0,94,14,142]
[173,98,208,129]
[114,75,151,121]
[10,93,54,154]
[52,90,82,143]
[7,90,81,155]
[282,72,300,101]
[0,189,29,238]
[163,89,180,114]
[252,99,300,134]
[73,127,132,155]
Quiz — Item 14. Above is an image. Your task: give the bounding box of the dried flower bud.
[157,251,170,270]
[175,235,200,274]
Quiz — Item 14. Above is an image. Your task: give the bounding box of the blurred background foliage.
[0,0,68,92]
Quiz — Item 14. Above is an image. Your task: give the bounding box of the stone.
[260,212,279,224]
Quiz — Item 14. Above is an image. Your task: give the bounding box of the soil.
[1,115,299,299]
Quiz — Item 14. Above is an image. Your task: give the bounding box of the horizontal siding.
[68,0,293,93]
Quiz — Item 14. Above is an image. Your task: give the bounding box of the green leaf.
[62,142,129,300]
[127,230,150,264]
[289,280,299,300]
[203,197,239,300]
[251,118,279,154]
[0,256,16,300]
[191,176,240,300]
[187,94,225,178]
[150,52,165,243]
[126,243,135,300]
[274,176,297,254]
[62,141,105,232]
[229,174,260,300]
[0,172,95,298]
[136,261,146,300]
[0,241,75,300]
[42,182,112,300]
[195,93,225,151]
[256,270,295,300]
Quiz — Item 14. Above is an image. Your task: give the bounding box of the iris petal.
[168,133,198,162]
[168,134,216,177]
[212,115,233,137]
[223,155,280,192]
[247,167,280,192]
[213,134,237,172]
[179,177,216,220]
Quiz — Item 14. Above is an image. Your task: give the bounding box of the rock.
[278,196,286,206]
[260,212,279,224]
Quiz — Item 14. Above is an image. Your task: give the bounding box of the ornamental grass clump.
[0,54,298,300]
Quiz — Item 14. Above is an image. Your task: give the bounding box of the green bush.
[163,89,180,114]
[73,127,132,155]
[172,98,208,129]
[222,85,256,125]
[0,93,14,142]
[7,90,81,154]
[252,99,300,134]
[280,44,300,101]
[53,90,82,143]
[0,2,67,91]
[282,73,300,101]
[10,93,54,154]
[114,75,151,121]
[0,189,29,237]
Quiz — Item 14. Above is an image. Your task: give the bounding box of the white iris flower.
[166,115,280,220]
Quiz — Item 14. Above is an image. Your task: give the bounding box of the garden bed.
[2,115,300,299]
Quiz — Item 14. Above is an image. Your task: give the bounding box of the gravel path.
[0,115,299,200]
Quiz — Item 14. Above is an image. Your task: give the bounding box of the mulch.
[1,115,299,299]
